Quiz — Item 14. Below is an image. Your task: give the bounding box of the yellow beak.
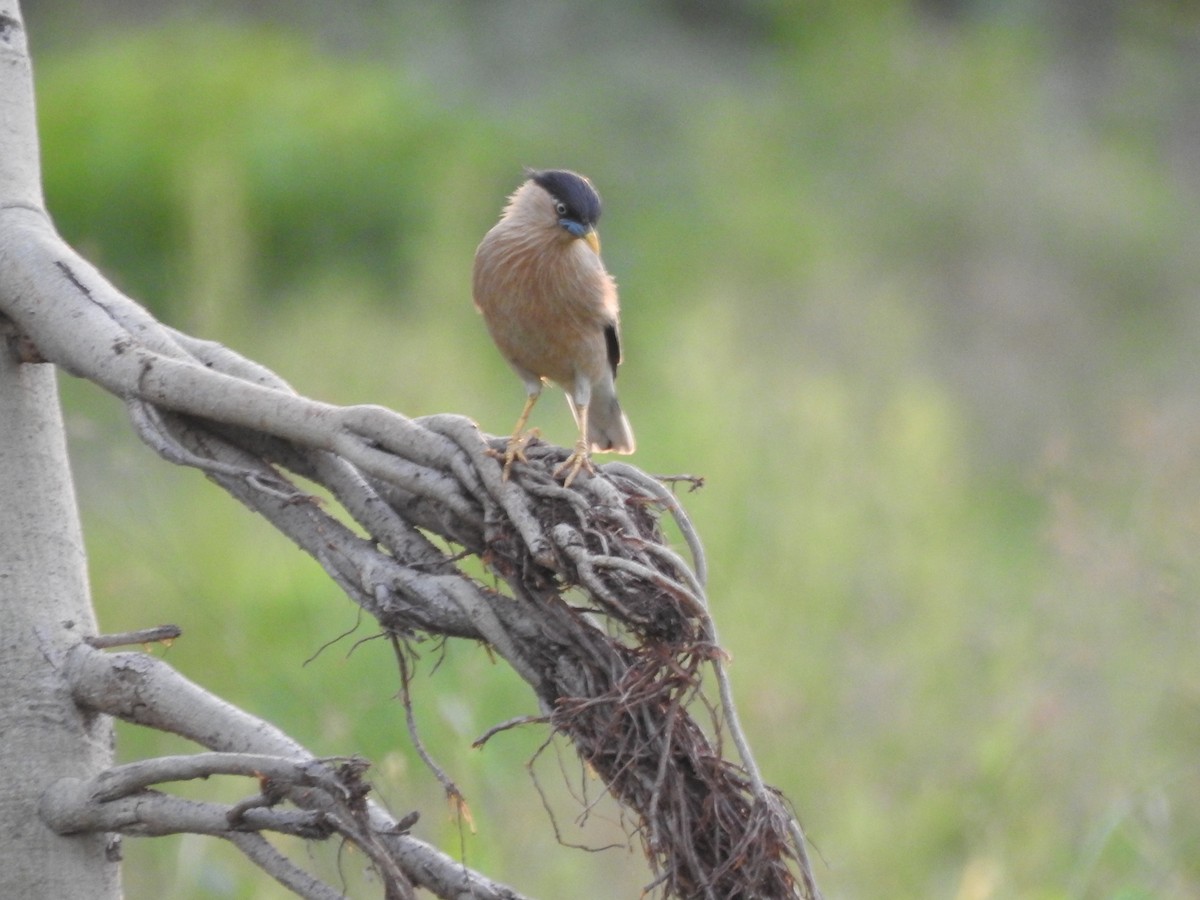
[584,228,601,255]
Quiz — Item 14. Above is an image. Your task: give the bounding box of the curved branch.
[41,779,331,840]
[60,643,527,900]
[70,752,362,804]
[225,834,351,900]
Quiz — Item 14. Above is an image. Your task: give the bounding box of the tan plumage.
[473,169,634,485]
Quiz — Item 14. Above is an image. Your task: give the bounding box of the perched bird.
[473,169,635,486]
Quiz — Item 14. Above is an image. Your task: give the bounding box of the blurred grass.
[35,3,1200,897]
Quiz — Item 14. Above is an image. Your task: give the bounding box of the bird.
[473,168,635,487]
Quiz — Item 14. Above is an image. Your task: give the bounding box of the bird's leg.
[553,402,594,488]
[500,391,541,480]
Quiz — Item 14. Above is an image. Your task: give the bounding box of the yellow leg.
[553,402,595,488]
[501,392,540,480]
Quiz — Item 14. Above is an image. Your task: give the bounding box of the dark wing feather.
[604,323,622,379]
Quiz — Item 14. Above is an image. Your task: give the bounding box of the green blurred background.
[23,0,1200,896]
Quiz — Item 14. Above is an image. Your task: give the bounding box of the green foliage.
[38,24,514,330]
[40,6,1200,899]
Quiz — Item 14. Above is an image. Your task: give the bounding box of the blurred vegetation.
[26,0,1200,897]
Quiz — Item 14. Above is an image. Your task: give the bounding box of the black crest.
[528,169,603,227]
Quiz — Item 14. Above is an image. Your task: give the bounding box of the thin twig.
[225,832,349,900]
[389,635,467,814]
[471,715,549,749]
[85,625,181,649]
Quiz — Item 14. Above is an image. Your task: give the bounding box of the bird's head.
[520,168,603,255]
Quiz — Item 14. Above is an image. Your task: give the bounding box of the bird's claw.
[553,441,594,488]
[499,429,540,481]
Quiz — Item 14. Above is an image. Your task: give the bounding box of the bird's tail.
[569,388,635,455]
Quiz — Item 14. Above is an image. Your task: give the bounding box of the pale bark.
[0,3,118,897]
[41,643,523,900]
[0,340,120,900]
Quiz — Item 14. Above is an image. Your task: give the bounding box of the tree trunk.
[0,344,120,897]
[0,2,119,896]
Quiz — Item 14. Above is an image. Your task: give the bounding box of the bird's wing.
[604,322,622,379]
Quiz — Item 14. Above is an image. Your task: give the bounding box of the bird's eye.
[555,201,569,216]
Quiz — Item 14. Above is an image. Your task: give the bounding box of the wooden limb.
[57,643,528,900]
